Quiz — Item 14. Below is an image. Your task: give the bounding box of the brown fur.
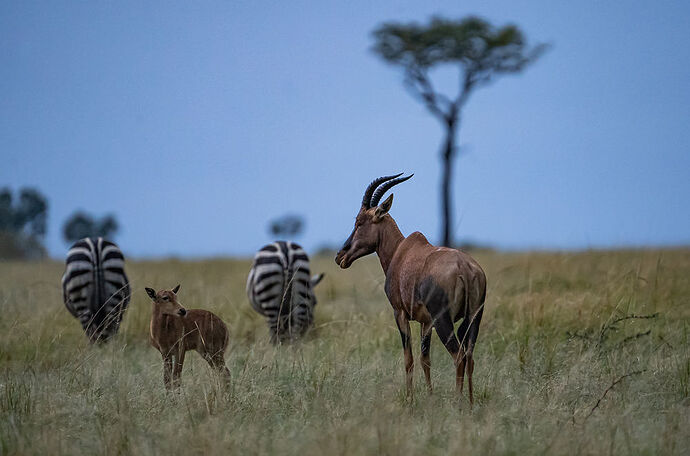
[336,177,487,404]
[145,285,231,389]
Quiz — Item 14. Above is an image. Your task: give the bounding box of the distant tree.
[268,214,304,239]
[62,211,119,244]
[0,190,12,231]
[372,16,547,246]
[16,189,48,237]
[0,187,49,259]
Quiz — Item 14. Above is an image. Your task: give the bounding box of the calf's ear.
[145,287,156,300]
[172,284,180,294]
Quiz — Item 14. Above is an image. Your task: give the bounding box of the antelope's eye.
[162,296,169,301]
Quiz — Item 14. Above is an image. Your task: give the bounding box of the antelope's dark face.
[336,200,392,269]
[145,285,187,317]
[336,173,412,269]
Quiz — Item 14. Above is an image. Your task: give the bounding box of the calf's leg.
[162,353,174,390]
[171,348,186,389]
[201,349,232,386]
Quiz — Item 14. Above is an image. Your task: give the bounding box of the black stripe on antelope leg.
[420,322,433,392]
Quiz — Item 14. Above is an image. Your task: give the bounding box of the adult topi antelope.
[145,285,231,389]
[335,174,487,404]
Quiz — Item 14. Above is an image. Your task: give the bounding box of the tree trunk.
[441,120,456,247]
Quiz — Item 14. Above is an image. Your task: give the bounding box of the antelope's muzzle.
[335,249,351,269]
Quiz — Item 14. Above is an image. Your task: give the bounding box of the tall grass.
[0,249,688,454]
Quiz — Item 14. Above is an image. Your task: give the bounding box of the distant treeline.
[0,187,119,260]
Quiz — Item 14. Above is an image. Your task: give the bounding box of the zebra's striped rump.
[61,237,131,343]
[246,241,322,343]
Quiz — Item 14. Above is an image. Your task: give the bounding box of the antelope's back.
[61,237,131,342]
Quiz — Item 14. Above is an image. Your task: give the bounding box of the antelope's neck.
[376,216,404,275]
[150,305,165,332]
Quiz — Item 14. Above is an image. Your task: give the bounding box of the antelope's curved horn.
[370,174,414,207]
[361,173,403,208]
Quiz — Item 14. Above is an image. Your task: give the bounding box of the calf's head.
[336,173,412,269]
[145,284,187,317]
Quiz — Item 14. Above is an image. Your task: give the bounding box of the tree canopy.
[373,16,548,124]
[268,214,304,239]
[0,187,49,259]
[372,16,547,247]
[63,211,119,244]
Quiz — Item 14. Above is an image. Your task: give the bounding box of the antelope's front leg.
[420,322,433,392]
[394,311,413,397]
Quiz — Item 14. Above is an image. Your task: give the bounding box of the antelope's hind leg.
[420,321,433,392]
[429,305,465,397]
[455,317,471,395]
[464,307,484,406]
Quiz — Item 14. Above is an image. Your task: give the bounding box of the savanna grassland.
[1,249,689,455]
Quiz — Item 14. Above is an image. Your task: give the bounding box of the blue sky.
[1,1,688,258]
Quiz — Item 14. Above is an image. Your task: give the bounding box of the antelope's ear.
[172,284,180,294]
[374,194,394,221]
[145,287,156,300]
[310,273,325,288]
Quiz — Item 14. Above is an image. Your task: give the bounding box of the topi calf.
[145,285,231,389]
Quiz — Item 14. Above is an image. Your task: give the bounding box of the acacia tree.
[372,16,547,246]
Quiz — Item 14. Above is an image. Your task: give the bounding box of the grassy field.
[1,249,689,455]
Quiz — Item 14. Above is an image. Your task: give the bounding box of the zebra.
[246,241,324,343]
[61,237,131,343]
